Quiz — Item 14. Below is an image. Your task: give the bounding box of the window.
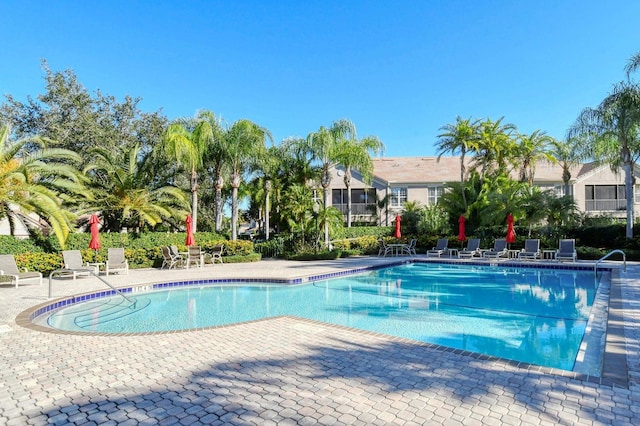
[427,187,444,205]
[390,187,407,207]
[352,189,366,204]
[331,188,376,205]
[635,185,640,203]
[554,184,568,197]
[585,185,626,211]
[332,189,345,205]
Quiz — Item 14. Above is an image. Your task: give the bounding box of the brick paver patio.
[1,257,639,425]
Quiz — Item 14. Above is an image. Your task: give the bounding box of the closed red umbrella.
[506,213,516,244]
[185,214,195,246]
[394,215,402,239]
[457,215,466,244]
[88,214,101,250]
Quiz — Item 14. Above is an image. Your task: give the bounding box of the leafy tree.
[568,81,640,239]
[417,204,450,235]
[0,124,84,248]
[1,61,167,160]
[400,200,422,235]
[83,145,189,232]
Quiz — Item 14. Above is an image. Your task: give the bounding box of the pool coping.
[15,258,627,388]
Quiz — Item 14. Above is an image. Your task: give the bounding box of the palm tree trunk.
[323,186,330,247]
[215,175,224,232]
[460,150,467,210]
[321,168,331,247]
[624,160,634,238]
[265,180,272,240]
[344,169,352,227]
[191,170,198,233]
[562,166,572,199]
[231,174,240,241]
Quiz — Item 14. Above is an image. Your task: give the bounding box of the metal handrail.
[49,268,136,306]
[594,249,626,275]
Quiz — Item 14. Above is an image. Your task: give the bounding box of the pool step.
[72,297,150,329]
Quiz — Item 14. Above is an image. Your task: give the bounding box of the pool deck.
[1,256,639,425]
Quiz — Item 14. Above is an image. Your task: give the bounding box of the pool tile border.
[16,259,625,388]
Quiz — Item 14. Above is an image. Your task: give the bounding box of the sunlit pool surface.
[44,263,603,372]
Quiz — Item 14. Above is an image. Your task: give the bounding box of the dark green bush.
[0,236,43,254]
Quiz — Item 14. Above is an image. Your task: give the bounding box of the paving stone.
[1,259,639,426]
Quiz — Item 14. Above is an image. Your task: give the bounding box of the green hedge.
[332,226,394,239]
[1,232,254,275]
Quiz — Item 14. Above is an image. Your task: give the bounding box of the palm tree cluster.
[435,116,580,235]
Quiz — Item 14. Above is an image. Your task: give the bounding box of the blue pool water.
[45,263,602,371]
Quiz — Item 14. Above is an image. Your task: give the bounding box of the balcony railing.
[585,199,627,211]
[333,203,376,215]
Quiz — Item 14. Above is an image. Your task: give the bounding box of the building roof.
[370,156,588,185]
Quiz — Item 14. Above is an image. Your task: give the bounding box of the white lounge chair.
[556,239,577,262]
[106,248,129,276]
[459,238,482,258]
[0,254,42,288]
[483,239,508,259]
[62,250,93,280]
[518,239,540,260]
[427,238,448,257]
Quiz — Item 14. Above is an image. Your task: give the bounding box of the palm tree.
[83,145,189,232]
[548,137,584,198]
[197,111,226,232]
[568,81,640,239]
[282,183,313,243]
[516,130,554,185]
[0,124,84,248]
[436,116,480,209]
[472,117,517,177]
[307,119,356,246]
[625,50,640,78]
[478,175,529,227]
[225,119,272,240]
[162,113,218,232]
[336,135,385,227]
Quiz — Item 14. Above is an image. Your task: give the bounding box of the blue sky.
[2,1,640,157]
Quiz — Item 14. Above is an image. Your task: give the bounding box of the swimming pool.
[39,262,604,372]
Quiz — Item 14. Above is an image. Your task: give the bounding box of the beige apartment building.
[326,156,640,226]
